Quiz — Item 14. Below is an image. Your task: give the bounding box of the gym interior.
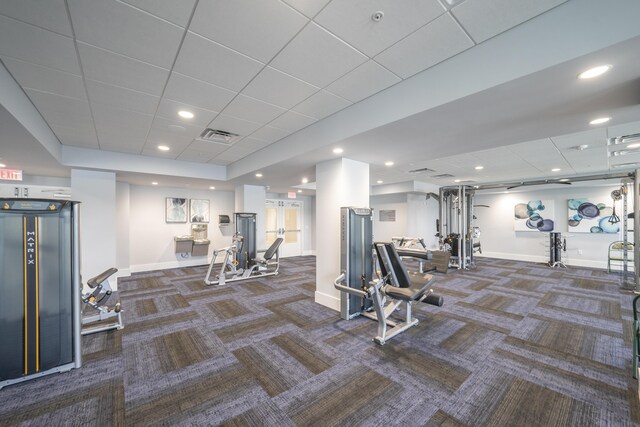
[1,1,640,425]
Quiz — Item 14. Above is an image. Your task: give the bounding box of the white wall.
[369,193,440,249]
[370,193,407,242]
[71,169,117,287]
[127,185,234,272]
[475,184,633,269]
[116,182,130,274]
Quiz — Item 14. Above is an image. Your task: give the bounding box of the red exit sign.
[0,169,23,181]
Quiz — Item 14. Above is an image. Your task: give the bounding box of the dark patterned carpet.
[1,256,639,426]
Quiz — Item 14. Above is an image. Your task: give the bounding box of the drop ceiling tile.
[242,66,318,109]
[91,103,153,141]
[249,126,291,143]
[281,0,331,18]
[176,148,218,163]
[270,23,368,88]
[185,139,230,155]
[68,0,184,68]
[550,128,607,150]
[25,88,93,127]
[191,0,307,63]
[50,124,99,149]
[156,98,218,127]
[237,137,272,150]
[326,60,400,103]
[150,116,204,140]
[97,132,146,154]
[564,147,608,172]
[375,13,473,79]
[120,0,197,27]
[208,114,262,137]
[86,79,159,115]
[0,15,80,74]
[147,128,196,149]
[173,31,264,92]
[140,140,192,159]
[164,72,236,113]
[214,145,255,162]
[452,0,567,43]
[291,90,351,120]
[0,0,72,36]
[1,56,86,100]
[268,111,316,133]
[77,42,169,96]
[315,0,445,57]
[222,95,286,124]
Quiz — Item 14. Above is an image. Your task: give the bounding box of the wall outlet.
[578,249,583,255]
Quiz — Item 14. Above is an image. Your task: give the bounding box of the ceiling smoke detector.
[371,11,384,22]
[198,128,241,145]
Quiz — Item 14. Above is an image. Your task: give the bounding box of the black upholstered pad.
[384,272,434,302]
[396,248,432,260]
[87,267,118,288]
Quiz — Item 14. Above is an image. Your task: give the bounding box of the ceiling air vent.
[432,173,455,179]
[198,128,241,145]
[408,167,435,174]
[459,180,476,183]
[607,132,640,146]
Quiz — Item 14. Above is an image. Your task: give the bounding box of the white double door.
[265,199,302,258]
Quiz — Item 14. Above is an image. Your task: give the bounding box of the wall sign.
[379,210,396,222]
[0,169,23,181]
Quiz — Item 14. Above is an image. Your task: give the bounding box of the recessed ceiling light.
[578,65,612,79]
[297,189,302,193]
[551,168,561,172]
[454,179,461,183]
[157,145,170,151]
[384,161,394,166]
[333,148,343,154]
[0,163,5,168]
[627,143,640,149]
[377,180,383,184]
[559,178,569,182]
[589,117,610,125]
[255,173,263,178]
[504,191,509,194]
[475,165,484,170]
[301,177,308,184]
[178,110,194,119]
[151,181,158,185]
[209,186,215,190]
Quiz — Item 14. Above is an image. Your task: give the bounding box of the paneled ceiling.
[1,0,640,193]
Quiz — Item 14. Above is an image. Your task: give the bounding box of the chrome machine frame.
[439,185,476,270]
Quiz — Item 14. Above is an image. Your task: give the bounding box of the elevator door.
[265,199,302,258]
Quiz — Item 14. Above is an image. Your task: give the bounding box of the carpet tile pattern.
[0,256,639,426]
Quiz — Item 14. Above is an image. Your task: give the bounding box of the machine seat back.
[263,238,283,261]
[375,242,411,288]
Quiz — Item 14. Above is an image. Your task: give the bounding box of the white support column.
[235,184,266,250]
[71,169,117,289]
[315,158,369,311]
[116,182,131,277]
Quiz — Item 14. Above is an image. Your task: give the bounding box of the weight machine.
[204,213,282,285]
[0,199,82,389]
[438,185,479,269]
[333,207,443,345]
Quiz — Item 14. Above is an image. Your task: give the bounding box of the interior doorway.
[265,199,302,257]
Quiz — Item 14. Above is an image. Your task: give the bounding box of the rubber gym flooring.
[1,256,639,426]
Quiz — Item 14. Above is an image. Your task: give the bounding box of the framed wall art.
[190,199,210,223]
[166,197,187,223]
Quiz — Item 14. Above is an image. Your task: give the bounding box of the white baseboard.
[303,250,316,256]
[315,291,339,312]
[130,257,211,274]
[476,251,632,271]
